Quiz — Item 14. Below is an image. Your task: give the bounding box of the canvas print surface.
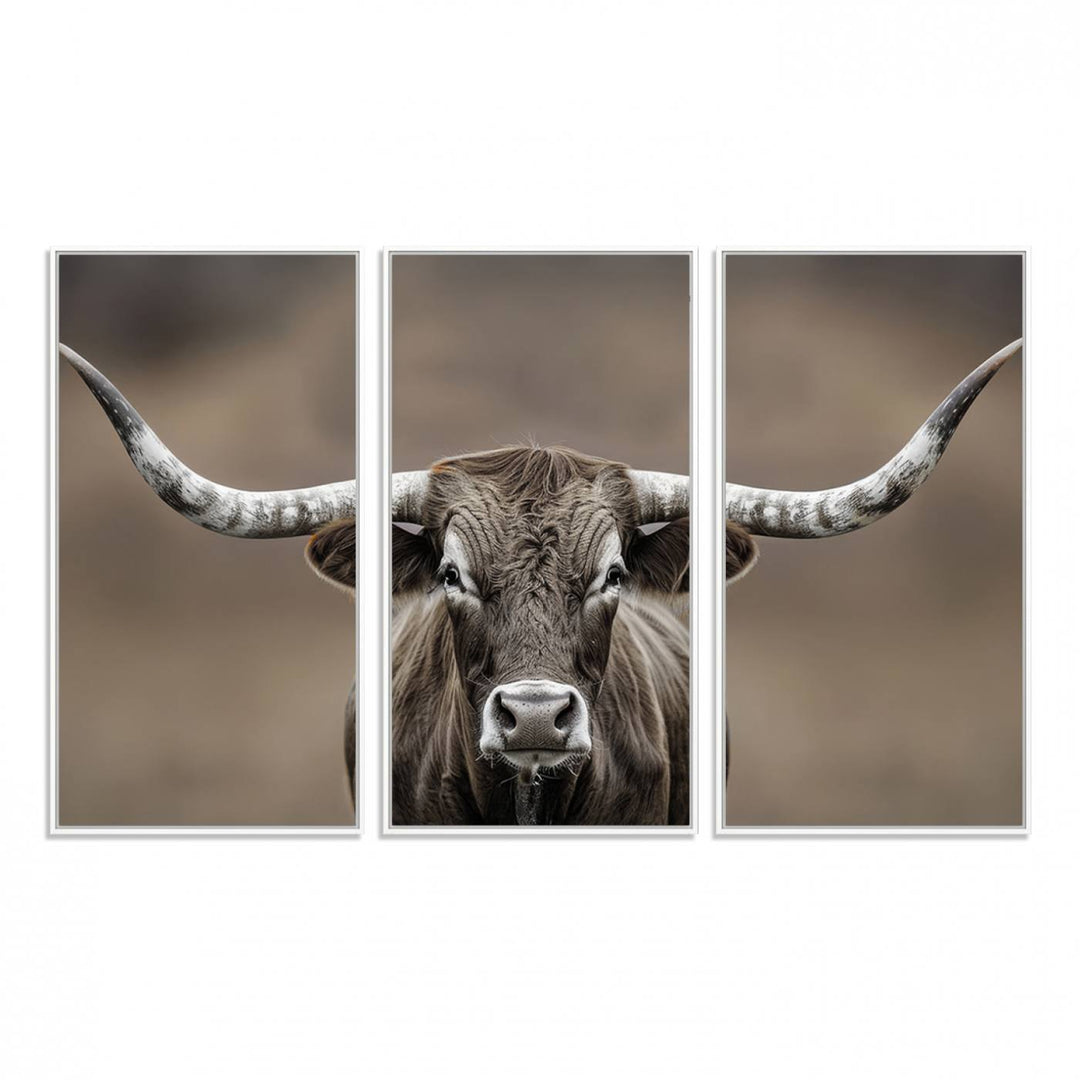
[389,252,692,828]
[723,253,1023,828]
[56,253,357,828]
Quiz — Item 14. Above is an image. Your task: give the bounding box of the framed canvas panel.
[385,249,696,833]
[51,251,360,833]
[719,251,1025,833]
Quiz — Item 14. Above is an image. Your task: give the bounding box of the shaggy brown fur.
[392,447,690,826]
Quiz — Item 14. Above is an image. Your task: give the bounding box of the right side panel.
[722,252,1024,830]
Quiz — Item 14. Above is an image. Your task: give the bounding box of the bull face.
[392,448,689,782]
[442,494,624,775]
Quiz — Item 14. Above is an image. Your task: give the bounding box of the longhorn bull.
[391,449,691,826]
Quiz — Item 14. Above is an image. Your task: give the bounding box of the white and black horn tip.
[725,338,1022,539]
[60,343,356,539]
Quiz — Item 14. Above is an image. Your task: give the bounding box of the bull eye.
[441,565,461,589]
[605,565,624,589]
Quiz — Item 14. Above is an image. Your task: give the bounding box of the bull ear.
[725,522,759,584]
[392,524,440,595]
[306,520,356,596]
[625,517,690,594]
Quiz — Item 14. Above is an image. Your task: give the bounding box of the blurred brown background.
[391,254,690,470]
[725,253,1023,826]
[58,253,356,826]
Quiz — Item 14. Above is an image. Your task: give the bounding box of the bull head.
[725,338,1022,581]
[391,449,688,798]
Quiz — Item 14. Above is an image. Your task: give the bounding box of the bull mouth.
[499,749,582,769]
[496,746,592,786]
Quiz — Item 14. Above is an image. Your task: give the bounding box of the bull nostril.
[498,705,517,732]
[553,701,574,731]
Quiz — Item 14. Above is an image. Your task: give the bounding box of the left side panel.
[53,252,359,832]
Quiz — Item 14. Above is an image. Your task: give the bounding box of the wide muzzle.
[479,679,592,768]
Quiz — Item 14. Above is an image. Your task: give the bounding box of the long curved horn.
[726,338,1022,538]
[629,470,690,523]
[61,344,355,538]
[392,471,429,522]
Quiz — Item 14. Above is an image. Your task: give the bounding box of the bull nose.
[479,679,591,757]
[497,684,572,741]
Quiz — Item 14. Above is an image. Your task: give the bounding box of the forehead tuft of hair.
[432,445,629,497]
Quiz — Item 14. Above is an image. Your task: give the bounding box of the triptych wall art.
[50,250,1024,834]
